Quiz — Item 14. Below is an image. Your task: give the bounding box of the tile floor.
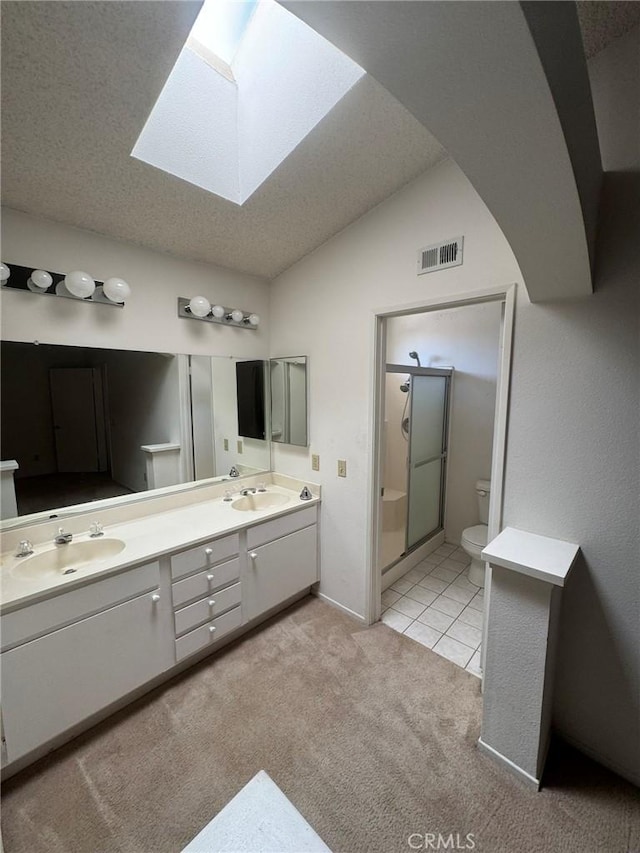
[381,542,484,677]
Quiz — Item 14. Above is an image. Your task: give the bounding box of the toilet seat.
[462,524,488,549]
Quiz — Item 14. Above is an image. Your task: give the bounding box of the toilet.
[460,479,491,588]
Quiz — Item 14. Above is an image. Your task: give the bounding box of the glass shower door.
[406,375,448,549]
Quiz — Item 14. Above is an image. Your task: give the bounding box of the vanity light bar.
[0,263,130,307]
[177,297,260,330]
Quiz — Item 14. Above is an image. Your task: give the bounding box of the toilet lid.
[463,524,488,548]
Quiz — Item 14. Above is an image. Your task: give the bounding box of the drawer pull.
[151,593,160,603]
[206,574,214,582]
[209,626,216,634]
[249,552,258,561]
[205,547,213,556]
[208,599,216,607]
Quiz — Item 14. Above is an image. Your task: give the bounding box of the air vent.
[417,236,464,275]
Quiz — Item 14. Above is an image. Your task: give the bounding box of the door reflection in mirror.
[270,357,308,447]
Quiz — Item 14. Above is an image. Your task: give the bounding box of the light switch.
[338,459,347,478]
[237,440,243,454]
[224,438,229,451]
[312,454,320,471]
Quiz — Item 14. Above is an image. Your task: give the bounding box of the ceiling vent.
[417,236,464,275]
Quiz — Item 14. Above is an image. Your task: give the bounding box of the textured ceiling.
[0,1,445,279]
[576,1,640,58]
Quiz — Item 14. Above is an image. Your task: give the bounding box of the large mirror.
[270,356,308,447]
[0,341,270,524]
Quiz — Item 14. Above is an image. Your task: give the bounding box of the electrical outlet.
[224,438,229,451]
[312,454,320,471]
[237,440,243,454]
[338,459,347,478]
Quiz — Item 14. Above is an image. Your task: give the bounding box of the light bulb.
[103,277,131,303]
[64,270,95,299]
[211,304,225,319]
[188,295,211,318]
[248,313,260,327]
[231,309,243,324]
[0,263,10,283]
[28,270,53,292]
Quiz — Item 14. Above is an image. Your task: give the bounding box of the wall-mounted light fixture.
[0,263,131,307]
[177,297,260,330]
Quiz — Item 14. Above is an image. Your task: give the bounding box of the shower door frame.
[384,364,454,559]
[367,284,517,680]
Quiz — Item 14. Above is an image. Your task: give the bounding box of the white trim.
[178,353,195,485]
[477,737,541,790]
[381,531,445,591]
[314,590,367,624]
[367,284,517,673]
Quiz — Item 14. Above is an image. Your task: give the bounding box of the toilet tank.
[475,479,491,524]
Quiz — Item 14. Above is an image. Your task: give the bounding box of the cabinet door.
[1,590,170,763]
[244,525,318,623]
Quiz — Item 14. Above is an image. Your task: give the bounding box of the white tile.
[448,549,470,565]
[450,576,478,595]
[403,568,427,584]
[381,609,413,632]
[391,596,426,619]
[417,574,449,594]
[457,606,483,630]
[434,544,456,557]
[405,585,438,606]
[468,592,485,612]
[417,606,455,633]
[439,557,466,573]
[441,584,475,605]
[430,565,459,583]
[404,621,442,649]
[381,589,401,608]
[466,650,483,677]
[390,577,414,595]
[419,555,440,567]
[446,620,482,649]
[430,595,465,618]
[432,635,475,668]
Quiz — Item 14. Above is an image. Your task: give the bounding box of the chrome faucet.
[229,466,240,478]
[15,540,34,557]
[54,527,73,545]
[240,487,257,496]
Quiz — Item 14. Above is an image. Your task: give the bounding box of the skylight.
[190,0,258,66]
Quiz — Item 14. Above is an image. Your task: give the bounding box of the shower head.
[400,379,410,393]
[409,351,421,367]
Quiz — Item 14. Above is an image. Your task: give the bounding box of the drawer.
[175,606,242,662]
[246,505,317,550]
[174,582,241,637]
[170,533,239,581]
[171,557,240,608]
[1,561,160,652]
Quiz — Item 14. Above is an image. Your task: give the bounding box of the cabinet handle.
[208,599,216,607]
[209,626,216,634]
[205,547,213,556]
[151,593,160,603]
[249,552,258,560]
[207,574,215,582]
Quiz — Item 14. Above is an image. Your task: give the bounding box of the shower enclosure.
[379,363,453,571]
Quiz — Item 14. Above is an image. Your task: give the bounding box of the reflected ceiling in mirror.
[0,341,270,526]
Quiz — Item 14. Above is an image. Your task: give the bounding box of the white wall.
[0,208,269,359]
[270,158,523,618]
[386,304,501,545]
[270,149,639,782]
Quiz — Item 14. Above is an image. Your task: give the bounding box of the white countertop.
[481,526,580,587]
[182,770,331,853]
[0,483,319,612]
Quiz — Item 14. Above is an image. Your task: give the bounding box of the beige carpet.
[1,597,638,853]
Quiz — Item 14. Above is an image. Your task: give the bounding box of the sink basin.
[11,539,126,581]
[231,492,290,512]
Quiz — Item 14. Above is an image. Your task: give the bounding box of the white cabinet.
[244,509,318,623]
[1,582,170,763]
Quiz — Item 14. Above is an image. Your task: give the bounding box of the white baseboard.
[313,590,367,624]
[477,738,541,790]
[381,531,445,591]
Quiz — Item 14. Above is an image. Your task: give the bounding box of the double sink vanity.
[0,474,320,777]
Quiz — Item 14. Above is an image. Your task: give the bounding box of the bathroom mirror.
[0,341,270,525]
[270,356,308,447]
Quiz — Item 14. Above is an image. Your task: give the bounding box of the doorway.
[368,285,516,680]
